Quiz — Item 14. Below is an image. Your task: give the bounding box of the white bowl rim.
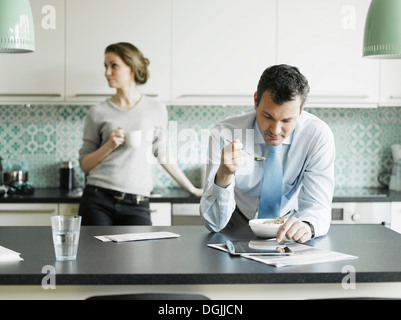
[249,218,284,227]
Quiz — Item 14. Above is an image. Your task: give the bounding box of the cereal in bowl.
[262,216,288,224]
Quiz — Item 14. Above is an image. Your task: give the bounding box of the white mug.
[125,130,142,148]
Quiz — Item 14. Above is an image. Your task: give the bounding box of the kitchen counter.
[0,224,400,299]
[333,187,401,202]
[0,187,401,204]
[0,187,200,204]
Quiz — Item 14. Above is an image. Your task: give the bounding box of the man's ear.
[300,102,306,114]
[254,92,258,111]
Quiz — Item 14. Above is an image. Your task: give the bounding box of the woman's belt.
[87,185,149,204]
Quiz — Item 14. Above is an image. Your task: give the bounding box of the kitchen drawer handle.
[0,94,62,97]
[178,94,253,99]
[74,93,158,98]
[0,209,56,214]
[308,94,369,99]
[74,94,112,97]
[389,96,401,99]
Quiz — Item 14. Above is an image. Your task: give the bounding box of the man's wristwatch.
[303,221,315,238]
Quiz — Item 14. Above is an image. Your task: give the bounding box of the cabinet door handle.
[74,93,158,98]
[178,94,252,99]
[389,96,401,99]
[0,209,56,214]
[309,94,369,99]
[0,94,62,97]
[74,94,112,97]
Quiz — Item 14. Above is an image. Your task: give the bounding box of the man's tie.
[258,144,283,219]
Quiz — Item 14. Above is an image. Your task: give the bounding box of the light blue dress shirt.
[200,109,335,237]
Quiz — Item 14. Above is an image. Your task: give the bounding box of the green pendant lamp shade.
[363,0,401,58]
[0,0,35,53]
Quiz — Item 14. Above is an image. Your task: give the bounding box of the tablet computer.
[225,240,293,256]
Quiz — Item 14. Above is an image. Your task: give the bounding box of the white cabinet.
[60,202,172,226]
[0,0,65,103]
[65,0,172,103]
[58,203,79,215]
[172,203,203,225]
[0,202,171,226]
[0,203,57,226]
[150,203,171,226]
[380,61,401,107]
[171,0,277,105]
[1,0,394,107]
[277,0,379,108]
[391,202,401,234]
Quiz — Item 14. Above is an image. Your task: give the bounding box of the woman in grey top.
[78,42,202,225]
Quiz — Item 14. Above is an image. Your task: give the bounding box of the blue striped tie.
[258,144,283,219]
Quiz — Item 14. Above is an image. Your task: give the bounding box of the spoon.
[225,139,266,161]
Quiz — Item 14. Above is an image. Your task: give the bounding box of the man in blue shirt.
[200,64,335,243]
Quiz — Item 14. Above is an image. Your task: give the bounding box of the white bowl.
[249,219,284,238]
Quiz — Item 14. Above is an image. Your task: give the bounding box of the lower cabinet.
[2,201,399,229]
[0,202,173,226]
[0,203,58,226]
[172,203,203,226]
[58,203,80,215]
[391,202,401,234]
[60,202,173,226]
[149,203,172,226]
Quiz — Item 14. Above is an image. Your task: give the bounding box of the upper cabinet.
[0,0,65,103]
[0,0,399,107]
[171,0,277,105]
[380,60,401,107]
[65,0,172,103]
[277,0,379,108]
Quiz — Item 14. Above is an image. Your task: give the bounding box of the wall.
[0,104,400,190]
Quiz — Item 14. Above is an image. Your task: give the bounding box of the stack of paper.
[0,245,23,262]
[208,239,357,268]
[95,231,180,242]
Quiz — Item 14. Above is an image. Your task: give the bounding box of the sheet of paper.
[207,239,358,268]
[245,247,358,268]
[95,231,180,242]
[0,245,23,262]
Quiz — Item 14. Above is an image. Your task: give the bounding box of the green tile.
[0,104,400,189]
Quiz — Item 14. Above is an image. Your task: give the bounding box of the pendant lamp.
[0,0,35,53]
[363,0,401,58]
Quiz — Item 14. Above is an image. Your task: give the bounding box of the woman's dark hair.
[105,42,150,85]
[256,64,310,108]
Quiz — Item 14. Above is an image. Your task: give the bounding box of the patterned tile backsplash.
[0,103,400,191]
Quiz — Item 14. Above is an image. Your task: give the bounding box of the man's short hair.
[256,64,310,108]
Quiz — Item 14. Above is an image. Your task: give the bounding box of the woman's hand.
[107,127,125,150]
[81,127,125,173]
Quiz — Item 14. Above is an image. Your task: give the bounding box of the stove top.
[6,181,34,195]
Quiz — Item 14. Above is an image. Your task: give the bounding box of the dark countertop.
[333,187,401,202]
[0,187,400,204]
[0,224,401,285]
[0,187,200,204]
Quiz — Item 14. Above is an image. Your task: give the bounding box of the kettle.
[390,144,401,191]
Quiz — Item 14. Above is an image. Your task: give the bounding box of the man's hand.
[215,139,244,188]
[276,217,312,243]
